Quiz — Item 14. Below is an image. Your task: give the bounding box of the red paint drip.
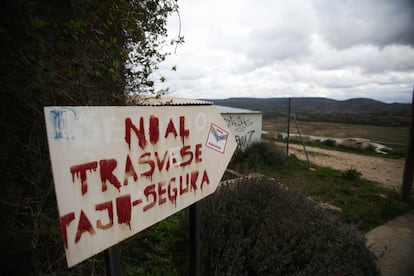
[139,152,155,179]
[168,177,177,206]
[99,159,121,192]
[179,174,188,195]
[164,118,178,138]
[195,143,203,163]
[75,210,96,243]
[143,184,156,212]
[179,116,189,144]
[116,194,132,229]
[155,151,170,172]
[70,161,98,195]
[201,169,210,191]
[95,201,113,230]
[60,212,75,249]
[180,145,193,167]
[149,115,159,144]
[190,171,199,192]
[124,155,138,186]
[125,117,146,150]
[158,181,167,205]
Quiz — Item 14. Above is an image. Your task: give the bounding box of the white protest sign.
[44,106,236,267]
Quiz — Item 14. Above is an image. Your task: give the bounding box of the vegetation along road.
[282,142,405,190]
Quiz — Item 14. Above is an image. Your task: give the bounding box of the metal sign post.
[105,245,121,276]
[190,203,200,276]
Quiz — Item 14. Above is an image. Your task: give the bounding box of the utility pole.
[293,113,311,168]
[401,87,414,202]
[286,98,291,155]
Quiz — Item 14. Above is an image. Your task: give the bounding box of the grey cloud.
[312,42,414,74]
[313,0,414,49]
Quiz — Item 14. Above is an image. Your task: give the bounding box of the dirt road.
[283,143,405,190]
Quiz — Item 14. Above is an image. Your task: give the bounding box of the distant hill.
[202,97,411,126]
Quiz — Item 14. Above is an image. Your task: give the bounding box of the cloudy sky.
[156,0,414,103]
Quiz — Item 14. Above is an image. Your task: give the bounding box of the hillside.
[203,97,411,126]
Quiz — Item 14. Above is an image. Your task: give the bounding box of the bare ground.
[282,143,405,191]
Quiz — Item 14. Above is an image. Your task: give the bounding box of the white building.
[214,105,262,150]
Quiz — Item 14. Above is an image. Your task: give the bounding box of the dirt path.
[282,143,405,190]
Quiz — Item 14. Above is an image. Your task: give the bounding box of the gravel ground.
[283,143,405,190]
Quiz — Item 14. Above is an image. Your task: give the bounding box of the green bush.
[230,141,287,173]
[200,177,378,275]
[322,138,337,147]
[120,212,188,276]
[342,167,363,181]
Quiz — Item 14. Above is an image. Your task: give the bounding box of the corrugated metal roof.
[128,96,212,106]
[213,105,262,114]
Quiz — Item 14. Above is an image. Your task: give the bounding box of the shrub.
[322,138,337,147]
[200,177,378,275]
[342,167,363,181]
[230,141,287,173]
[120,212,188,276]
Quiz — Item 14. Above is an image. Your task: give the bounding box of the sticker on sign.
[44,105,236,267]
[206,123,229,153]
